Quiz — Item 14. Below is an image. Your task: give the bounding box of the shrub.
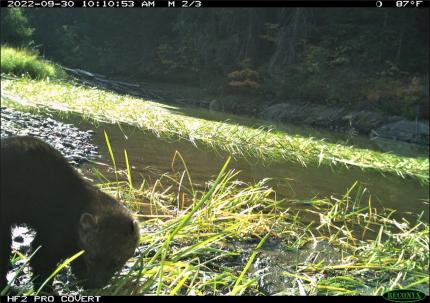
[1,46,64,79]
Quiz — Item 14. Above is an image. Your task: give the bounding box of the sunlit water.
[73,118,428,221]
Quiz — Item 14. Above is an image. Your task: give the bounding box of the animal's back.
[1,136,89,226]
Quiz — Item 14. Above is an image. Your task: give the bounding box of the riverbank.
[57,66,430,147]
[1,77,428,184]
[1,107,99,165]
[4,159,429,295]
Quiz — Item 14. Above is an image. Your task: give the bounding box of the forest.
[2,7,429,118]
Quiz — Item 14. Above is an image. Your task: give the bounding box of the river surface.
[58,114,428,221]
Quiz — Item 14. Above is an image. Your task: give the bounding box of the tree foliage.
[0,8,34,47]
[1,8,428,118]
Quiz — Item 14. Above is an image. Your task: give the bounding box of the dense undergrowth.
[96,157,429,296]
[1,46,65,80]
[3,157,429,295]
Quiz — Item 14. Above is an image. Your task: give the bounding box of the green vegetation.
[103,170,430,295]
[0,9,33,47]
[2,77,428,183]
[3,158,428,295]
[1,46,64,79]
[1,8,427,118]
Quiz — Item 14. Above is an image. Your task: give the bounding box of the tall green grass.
[1,46,64,79]
[2,156,428,296]
[95,159,429,296]
[1,78,428,184]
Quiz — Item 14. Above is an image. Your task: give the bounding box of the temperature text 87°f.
[396,1,424,7]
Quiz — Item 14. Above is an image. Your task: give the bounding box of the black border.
[1,294,416,302]
[1,0,429,8]
[0,0,429,301]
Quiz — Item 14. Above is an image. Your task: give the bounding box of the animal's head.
[76,209,140,288]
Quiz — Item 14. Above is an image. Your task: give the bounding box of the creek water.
[61,114,429,221]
